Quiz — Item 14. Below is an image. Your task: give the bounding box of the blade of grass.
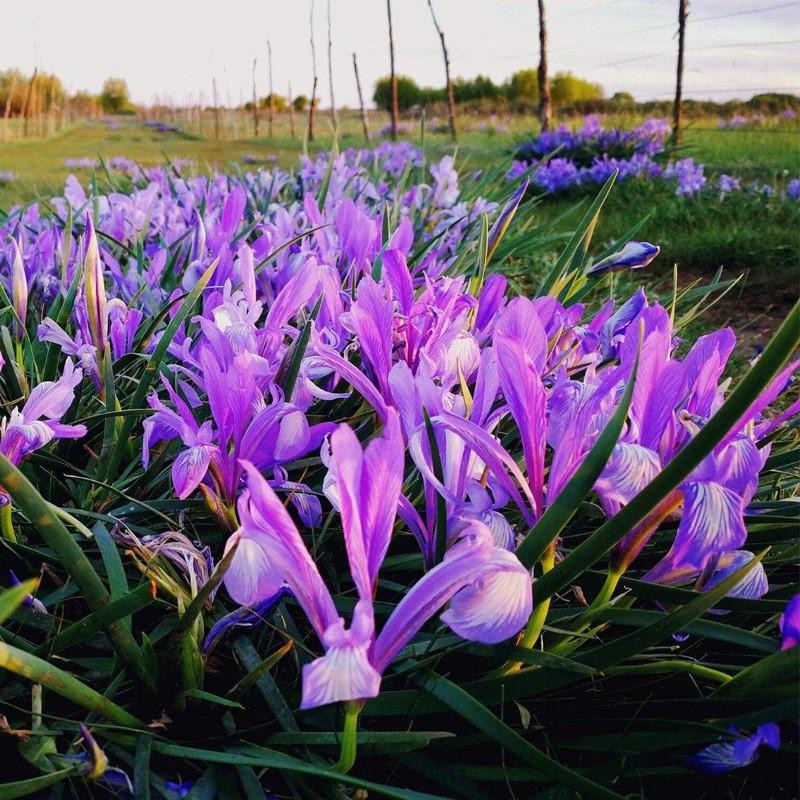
[415,670,625,800]
[0,767,82,799]
[0,640,146,728]
[0,452,154,690]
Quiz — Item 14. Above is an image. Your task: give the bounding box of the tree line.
[373,69,604,113]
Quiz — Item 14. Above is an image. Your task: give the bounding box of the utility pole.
[427,0,457,141]
[353,52,371,140]
[327,0,338,130]
[537,0,551,131]
[673,0,688,141]
[386,0,399,141]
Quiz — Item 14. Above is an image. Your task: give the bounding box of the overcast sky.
[4,0,799,107]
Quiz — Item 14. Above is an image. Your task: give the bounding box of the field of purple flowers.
[511,114,799,199]
[0,140,798,799]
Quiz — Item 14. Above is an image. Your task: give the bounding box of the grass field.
[1,113,797,350]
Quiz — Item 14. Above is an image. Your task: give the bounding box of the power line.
[551,0,630,21]
[552,1,800,54]
[592,39,800,70]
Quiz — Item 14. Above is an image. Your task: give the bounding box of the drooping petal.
[441,548,532,643]
[372,523,531,673]
[595,443,661,512]
[701,550,769,611]
[238,461,339,638]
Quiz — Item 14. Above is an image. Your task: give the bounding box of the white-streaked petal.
[595,442,661,507]
[441,549,532,643]
[222,531,284,607]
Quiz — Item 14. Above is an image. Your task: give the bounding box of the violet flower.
[223,413,532,709]
[586,241,660,277]
[10,238,28,339]
[687,724,780,774]
[780,594,800,649]
[0,360,87,498]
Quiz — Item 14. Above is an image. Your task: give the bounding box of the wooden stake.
[2,72,17,142]
[353,52,370,141]
[252,58,260,137]
[267,41,275,139]
[288,81,296,139]
[21,68,37,138]
[672,0,688,142]
[212,77,220,140]
[327,0,338,130]
[427,0,457,141]
[308,0,318,141]
[386,0,399,141]
[537,0,551,132]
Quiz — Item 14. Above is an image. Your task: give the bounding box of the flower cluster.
[511,115,800,199]
[1,141,797,732]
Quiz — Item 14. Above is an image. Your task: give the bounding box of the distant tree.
[550,72,603,104]
[451,74,500,103]
[70,91,96,117]
[100,78,130,113]
[260,93,287,112]
[0,69,27,115]
[611,91,635,103]
[37,73,65,107]
[293,94,309,112]
[507,69,540,103]
[373,75,421,112]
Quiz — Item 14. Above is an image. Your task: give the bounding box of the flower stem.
[550,565,625,656]
[0,504,16,542]
[332,700,363,774]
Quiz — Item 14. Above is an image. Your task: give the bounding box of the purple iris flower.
[10,238,28,339]
[687,724,780,774]
[9,571,47,614]
[0,360,87,501]
[165,781,196,797]
[586,241,660,277]
[202,587,290,653]
[223,412,532,709]
[780,594,800,649]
